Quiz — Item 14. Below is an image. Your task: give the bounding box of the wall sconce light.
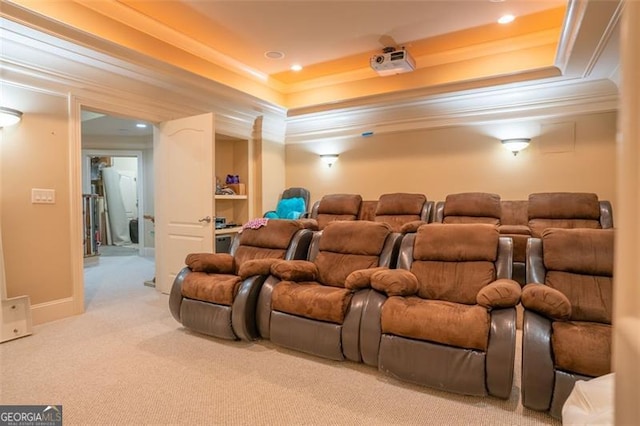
[0,107,23,128]
[320,154,339,167]
[501,138,531,156]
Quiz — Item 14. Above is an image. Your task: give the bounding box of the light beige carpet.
[0,255,560,425]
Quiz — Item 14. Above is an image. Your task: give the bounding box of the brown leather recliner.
[169,219,314,341]
[521,228,614,419]
[256,220,402,362]
[433,192,502,224]
[373,192,431,232]
[360,223,521,398]
[527,192,613,238]
[434,193,526,284]
[308,193,363,230]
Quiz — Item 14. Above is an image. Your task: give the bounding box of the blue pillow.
[275,197,305,219]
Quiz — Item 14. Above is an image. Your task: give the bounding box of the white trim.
[555,0,588,73]
[554,0,623,79]
[30,297,76,325]
[0,16,286,119]
[69,95,85,316]
[581,1,624,79]
[285,78,619,144]
[142,247,155,258]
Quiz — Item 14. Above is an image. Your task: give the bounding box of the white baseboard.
[31,297,78,325]
[142,247,155,258]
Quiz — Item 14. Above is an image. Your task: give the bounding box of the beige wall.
[1,85,73,305]
[260,138,286,215]
[286,111,617,212]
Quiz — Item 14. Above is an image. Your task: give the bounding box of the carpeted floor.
[0,255,560,425]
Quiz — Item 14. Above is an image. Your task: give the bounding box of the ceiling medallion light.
[501,138,531,156]
[264,51,285,60]
[0,107,23,128]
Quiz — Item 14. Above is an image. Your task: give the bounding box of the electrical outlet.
[31,188,55,204]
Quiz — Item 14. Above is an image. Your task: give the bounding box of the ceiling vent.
[370,48,415,76]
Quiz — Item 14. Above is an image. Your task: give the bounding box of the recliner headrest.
[317,194,362,215]
[443,192,501,219]
[319,220,391,255]
[528,192,600,220]
[414,223,499,262]
[375,193,426,216]
[542,228,614,276]
[238,219,304,249]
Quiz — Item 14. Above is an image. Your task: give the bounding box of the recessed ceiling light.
[498,14,515,24]
[265,51,285,60]
[291,64,303,72]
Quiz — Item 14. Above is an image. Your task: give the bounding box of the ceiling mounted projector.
[370,48,415,76]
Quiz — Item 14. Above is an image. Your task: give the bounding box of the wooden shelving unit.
[215,195,248,200]
[82,194,101,257]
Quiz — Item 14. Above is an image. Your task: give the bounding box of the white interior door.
[154,113,215,293]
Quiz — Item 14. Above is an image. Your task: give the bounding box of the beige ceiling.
[123,0,567,74]
[7,0,571,108]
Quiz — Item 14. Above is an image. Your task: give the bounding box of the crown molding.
[1,3,619,147]
[1,16,287,131]
[555,0,622,79]
[555,0,589,73]
[581,1,623,79]
[285,78,619,144]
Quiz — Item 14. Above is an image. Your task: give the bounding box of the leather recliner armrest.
[344,267,387,290]
[521,283,571,320]
[238,258,281,280]
[370,269,419,296]
[477,279,521,309]
[270,259,318,281]
[399,220,427,234]
[185,252,235,273]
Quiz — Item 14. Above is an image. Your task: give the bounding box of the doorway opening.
[80,108,156,304]
[86,154,140,255]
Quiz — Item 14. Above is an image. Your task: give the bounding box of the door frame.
[70,95,257,314]
[70,96,166,315]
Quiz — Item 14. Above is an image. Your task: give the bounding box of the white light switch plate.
[31,188,55,204]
